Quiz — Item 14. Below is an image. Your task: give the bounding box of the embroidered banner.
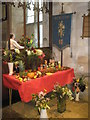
[52,13,72,50]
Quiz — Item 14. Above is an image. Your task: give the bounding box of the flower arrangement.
[32,89,50,113]
[53,83,73,100]
[19,34,45,58]
[25,48,45,70]
[18,34,45,70]
[19,34,35,49]
[2,49,20,63]
[3,34,45,72]
[52,83,73,113]
[73,75,86,93]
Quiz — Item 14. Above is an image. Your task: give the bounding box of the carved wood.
[82,14,90,38]
[49,2,52,50]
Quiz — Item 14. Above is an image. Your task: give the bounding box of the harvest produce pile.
[15,66,70,82]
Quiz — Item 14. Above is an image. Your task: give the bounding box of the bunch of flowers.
[53,83,74,100]
[73,76,86,93]
[3,34,45,71]
[2,48,20,62]
[19,34,35,49]
[32,89,50,113]
[19,34,45,59]
[25,47,45,70]
[26,47,45,59]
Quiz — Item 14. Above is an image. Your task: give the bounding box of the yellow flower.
[77,79,79,82]
[36,49,43,56]
[44,89,47,92]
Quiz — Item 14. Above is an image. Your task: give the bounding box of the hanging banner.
[52,13,72,50]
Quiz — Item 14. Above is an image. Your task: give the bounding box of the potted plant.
[18,34,45,70]
[2,49,21,75]
[19,34,35,49]
[32,89,50,119]
[73,75,86,101]
[8,53,14,75]
[2,49,13,75]
[52,83,74,113]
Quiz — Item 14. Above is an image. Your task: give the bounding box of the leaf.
[46,104,50,109]
[19,60,25,72]
[38,107,40,113]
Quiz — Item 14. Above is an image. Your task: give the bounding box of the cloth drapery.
[3,68,74,102]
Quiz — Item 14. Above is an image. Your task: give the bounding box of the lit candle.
[58,61,61,69]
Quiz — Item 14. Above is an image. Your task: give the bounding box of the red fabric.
[3,74,22,90]
[3,68,74,103]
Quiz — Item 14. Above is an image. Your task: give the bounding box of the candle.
[58,61,61,69]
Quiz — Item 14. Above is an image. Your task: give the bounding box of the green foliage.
[2,49,9,62]
[19,71,28,77]
[19,60,25,72]
[32,90,50,112]
[19,34,35,49]
[9,53,13,62]
[15,49,26,62]
[73,75,86,92]
[79,75,86,85]
[2,49,14,62]
[2,33,45,71]
[52,83,74,100]
[26,53,41,70]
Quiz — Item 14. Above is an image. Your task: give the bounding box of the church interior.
[0,1,90,119]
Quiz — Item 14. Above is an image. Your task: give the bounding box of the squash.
[46,73,53,76]
[27,72,35,79]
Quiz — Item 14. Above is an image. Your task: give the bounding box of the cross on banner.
[52,13,72,50]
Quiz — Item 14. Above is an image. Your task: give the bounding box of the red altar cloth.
[3,68,74,102]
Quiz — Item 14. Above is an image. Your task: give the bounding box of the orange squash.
[27,72,35,79]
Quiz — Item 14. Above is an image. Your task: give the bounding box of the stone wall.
[11,7,24,41]
[52,2,88,74]
[2,5,24,48]
[8,2,89,74]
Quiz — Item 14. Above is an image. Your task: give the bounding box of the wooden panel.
[49,2,52,49]
[82,15,90,38]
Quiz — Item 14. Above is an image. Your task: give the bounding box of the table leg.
[9,88,12,106]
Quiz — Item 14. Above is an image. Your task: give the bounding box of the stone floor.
[2,77,89,119]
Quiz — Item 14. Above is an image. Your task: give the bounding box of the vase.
[8,62,13,75]
[40,109,48,119]
[75,92,80,101]
[57,95,66,113]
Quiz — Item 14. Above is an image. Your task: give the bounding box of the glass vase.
[57,95,66,113]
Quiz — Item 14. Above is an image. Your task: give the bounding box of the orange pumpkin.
[27,72,35,79]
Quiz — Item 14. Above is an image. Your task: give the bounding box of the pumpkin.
[27,72,35,79]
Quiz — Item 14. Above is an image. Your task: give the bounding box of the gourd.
[27,72,35,79]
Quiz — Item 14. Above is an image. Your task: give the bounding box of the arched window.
[26,0,43,47]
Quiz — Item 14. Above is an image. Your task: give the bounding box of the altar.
[3,68,74,104]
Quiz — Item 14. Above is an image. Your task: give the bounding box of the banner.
[52,13,72,50]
